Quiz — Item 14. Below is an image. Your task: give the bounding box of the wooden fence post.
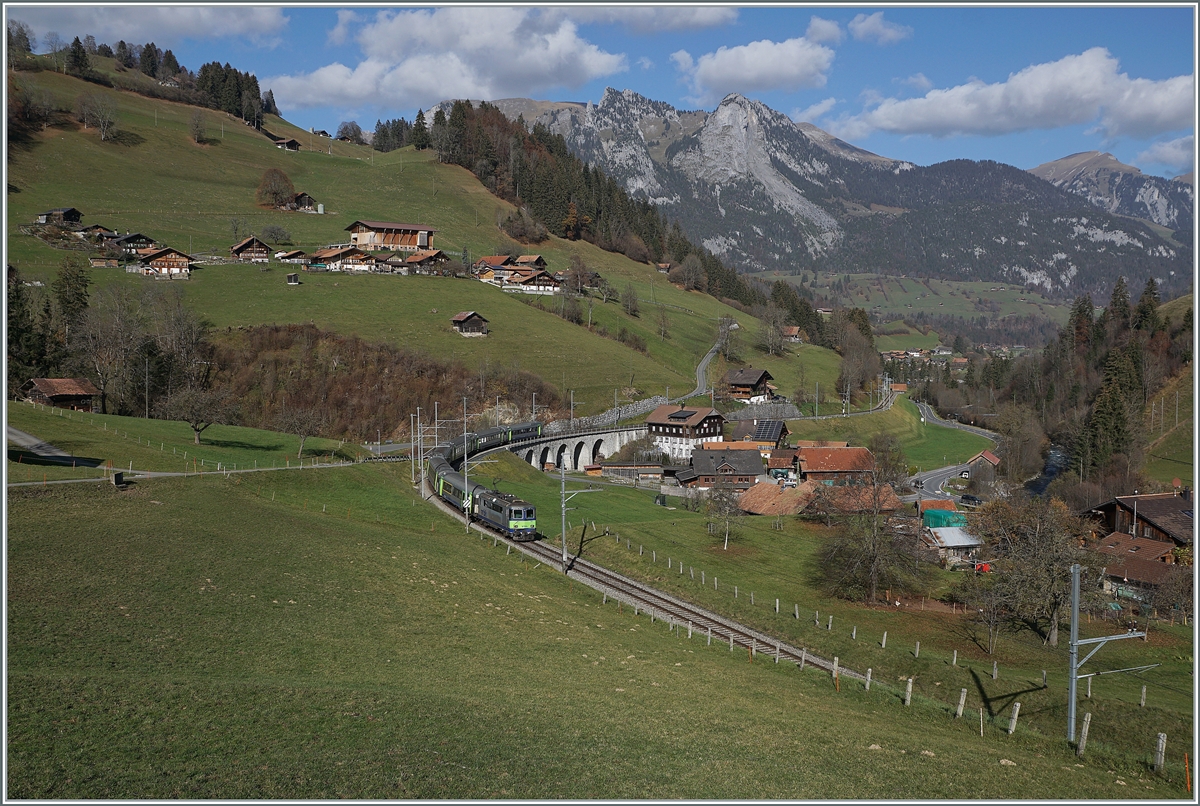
[1154,733,1167,773]
[1141,685,1147,707]
[881,630,887,649]
[827,615,833,630]
[904,677,913,706]
[956,688,967,718]
[1007,702,1021,734]
[1043,670,1048,689]
[914,640,920,659]
[952,649,957,666]
[775,598,779,613]
[799,648,806,671]
[1076,712,1091,757]
[1086,676,1091,698]
[794,603,799,619]
[832,656,839,683]
[864,668,871,691]
[852,626,857,640]
[992,660,998,680]
[707,626,711,646]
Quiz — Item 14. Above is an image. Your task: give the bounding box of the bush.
[260,224,291,244]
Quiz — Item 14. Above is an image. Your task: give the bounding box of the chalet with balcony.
[345,220,436,252]
[645,405,726,461]
[513,254,547,269]
[1085,491,1194,549]
[724,367,775,402]
[306,246,372,272]
[274,138,301,151]
[139,247,194,279]
[230,236,271,263]
[1093,531,1184,600]
[676,447,763,490]
[106,232,156,255]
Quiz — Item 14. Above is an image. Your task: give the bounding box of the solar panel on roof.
[751,420,783,442]
[669,410,697,420]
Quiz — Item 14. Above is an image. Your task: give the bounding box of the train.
[426,421,542,539]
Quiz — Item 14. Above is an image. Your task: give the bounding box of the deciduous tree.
[256,168,295,207]
[156,386,236,444]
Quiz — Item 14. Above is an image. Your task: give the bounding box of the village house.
[311,129,330,138]
[305,246,372,272]
[512,255,547,270]
[723,367,776,402]
[230,236,271,263]
[22,377,100,411]
[675,446,763,490]
[501,269,560,295]
[405,249,450,274]
[274,138,301,151]
[285,192,318,211]
[450,311,489,336]
[655,262,671,273]
[782,326,803,343]
[36,207,83,225]
[78,224,115,240]
[965,449,1001,484]
[274,250,308,263]
[106,232,156,255]
[730,419,791,456]
[600,462,663,483]
[796,446,875,485]
[138,247,194,279]
[1085,490,1194,549]
[645,405,726,461]
[1093,532,1183,601]
[345,220,436,253]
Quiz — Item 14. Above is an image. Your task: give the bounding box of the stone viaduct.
[507,425,647,471]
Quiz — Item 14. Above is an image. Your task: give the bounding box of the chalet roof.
[40,207,82,216]
[109,232,152,244]
[730,419,788,444]
[645,405,724,428]
[477,255,513,266]
[345,220,437,232]
[1099,553,1178,587]
[276,250,307,259]
[1113,494,1194,545]
[767,455,796,470]
[28,377,100,397]
[231,236,268,252]
[406,249,446,263]
[1095,532,1174,562]
[739,481,817,515]
[451,311,488,324]
[514,255,544,263]
[916,499,958,514]
[141,247,194,262]
[811,484,903,514]
[274,138,301,147]
[969,450,1001,467]
[794,440,849,448]
[724,367,773,386]
[308,246,367,261]
[782,326,801,336]
[508,269,558,285]
[690,448,763,477]
[797,447,875,474]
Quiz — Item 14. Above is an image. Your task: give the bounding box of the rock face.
[1029,151,1194,231]
[437,89,1191,298]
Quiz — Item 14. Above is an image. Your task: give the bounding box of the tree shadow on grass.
[8,449,104,467]
[202,438,285,452]
[968,666,1046,719]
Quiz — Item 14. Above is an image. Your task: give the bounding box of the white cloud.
[9,6,288,47]
[792,98,838,123]
[265,8,625,112]
[831,48,1195,140]
[550,7,738,33]
[805,16,843,44]
[328,10,358,46]
[901,73,933,91]
[637,57,654,71]
[848,12,912,45]
[674,37,835,105]
[1137,135,1195,173]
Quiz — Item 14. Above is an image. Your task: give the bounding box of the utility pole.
[815,381,819,418]
[463,397,470,533]
[410,412,415,483]
[559,464,601,573]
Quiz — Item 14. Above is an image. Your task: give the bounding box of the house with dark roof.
[731,419,790,455]
[501,269,560,296]
[406,249,449,274]
[106,232,156,255]
[36,207,82,225]
[306,246,373,272]
[724,367,775,402]
[1085,491,1194,549]
[645,405,726,461]
[796,446,875,485]
[677,447,763,490]
[513,255,547,269]
[1094,531,1183,601]
[139,247,194,279]
[345,220,436,252]
[451,311,488,336]
[22,378,100,411]
[274,138,301,151]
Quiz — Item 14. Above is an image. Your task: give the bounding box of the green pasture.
[782,395,993,471]
[1143,364,1194,487]
[874,320,943,352]
[6,443,1188,798]
[7,68,860,416]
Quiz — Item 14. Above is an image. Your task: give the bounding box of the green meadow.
[7,436,1190,798]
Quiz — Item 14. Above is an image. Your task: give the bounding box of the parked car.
[912,478,924,489]
[960,494,983,506]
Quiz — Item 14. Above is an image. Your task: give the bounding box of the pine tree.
[160,49,179,76]
[411,110,430,150]
[67,36,89,74]
[1132,277,1161,333]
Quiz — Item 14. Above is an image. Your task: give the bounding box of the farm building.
[1093,532,1183,601]
[230,236,271,263]
[23,377,100,411]
[501,269,560,295]
[139,247,194,279]
[645,405,726,461]
[282,192,318,211]
[106,232,156,255]
[512,255,547,269]
[88,257,120,268]
[450,311,489,336]
[676,447,763,490]
[1085,491,1194,549]
[345,220,436,252]
[275,250,308,263]
[306,246,373,272]
[730,419,790,454]
[274,138,301,151]
[965,449,1001,483]
[724,367,775,402]
[36,207,83,225]
[796,446,875,485]
[405,250,450,273]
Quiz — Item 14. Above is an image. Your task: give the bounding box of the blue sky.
[10,4,1196,178]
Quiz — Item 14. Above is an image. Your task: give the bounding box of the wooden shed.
[451,311,489,336]
[23,377,100,411]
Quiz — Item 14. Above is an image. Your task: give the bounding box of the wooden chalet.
[345,220,436,252]
[501,269,559,295]
[78,224,115,239]
[405,249,449,273]
[796,446,875,485]
[281,192,317,211]
[724,367,775,401]
[311,129,330,138]
[965,449,1001,483]
[730,419,790,454]
[656,262,671,273]
[306,246,371,272]
[274,138,301,151]
[513,254,547,269]
[23,377,100,411]
[676,447,763,490]
[476,255,514,268]
[230,236,271,263]
[275,250,308,263]
[106,232,156,255]
[139,247,194,279]
[36,207,83,225]
[89,257,120,268]
[1085,491,1194,549]
[645,405,726,461]
[1093,532,1184,601]
[451,311,489,336]
[782,326,803,343]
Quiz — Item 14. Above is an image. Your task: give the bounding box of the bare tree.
[757,302,787,356]
[189,110,206,143]
[716,315,741,361]
[43,31,63,71]
[955,571,1007,654]
[621,282,640,317]
[656,305,671,342]
[156,386,236,444]
[706,475,743,550]
[256,167,295,207]
[88,94,119,141]
[74,287,144,414]
[275,404,327,459]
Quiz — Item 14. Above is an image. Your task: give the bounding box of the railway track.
[423,481,864,684]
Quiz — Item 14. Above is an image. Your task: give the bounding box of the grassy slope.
[1143,363,1194,487]
[7,69,859,416]
[7,440,1188,798]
